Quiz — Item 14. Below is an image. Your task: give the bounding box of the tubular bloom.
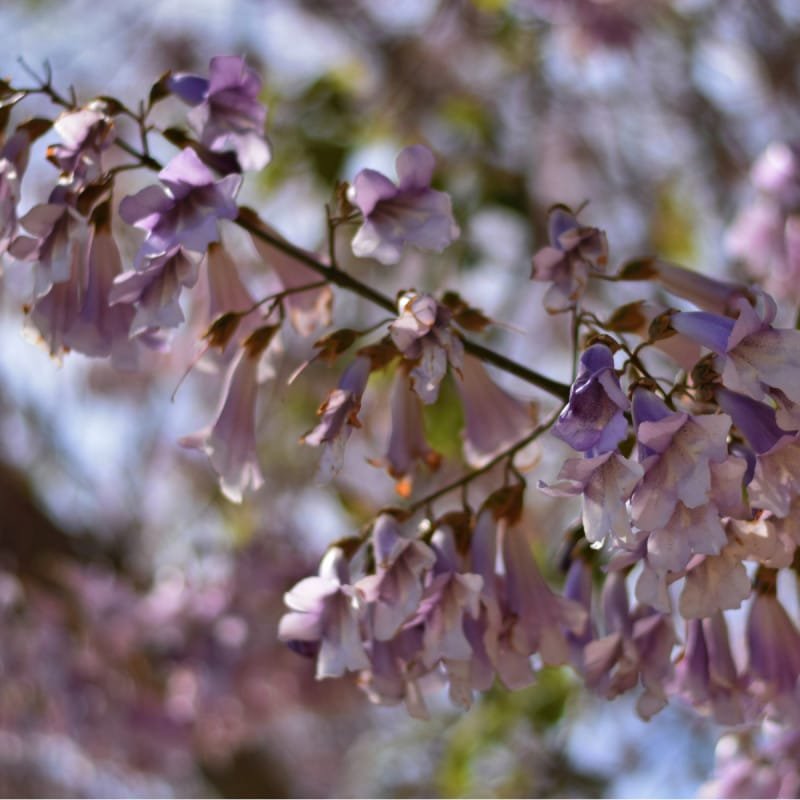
[348,144,460,265]
[169,55,271,173]
[530,205,608,313]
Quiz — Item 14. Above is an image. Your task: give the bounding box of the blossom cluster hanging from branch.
[3,52,800,795]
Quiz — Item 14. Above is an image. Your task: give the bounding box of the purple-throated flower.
[48,107,114,187]
[119,148,241,264]
[169,55,271,172]
[552,343,628,455]
[278,547,369,680]
[389,291,463,404]
[530,205,608,313]
[348,145,460,265]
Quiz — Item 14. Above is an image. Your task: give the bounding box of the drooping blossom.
[746,573,800,720]
[389,291,464,404]
[119,148,241,264]
[539,450,643,547]
[376,368,440,495]
[501,524,587,667]
[66,204,140,369]
[301,356,372,480]
[248,219,333,336]
[47,106,114,187]
[584,571,677,720]
[0,130,31,256]
[673,613,748,726]
[181,325,279,502]
[348,144,460,265]
[9,201,79,296]
[552,343,628,454]
[278,547,369,680]
[356,514,435,641]
[678,546,751,619]
[169,55,270,172]
[646,259,751,315]
[672,297,800,405]
[530,205,608,313]
[109,246,199,336]
[630,389,731,532]
[453,355,537,467]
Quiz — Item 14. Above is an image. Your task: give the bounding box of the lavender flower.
[539,451,643,547]
[389,291,464,404]
[0,131,31,256]
[453,355,537,467]
[181,326,279,502]
[301,356,372,480]
[356,514,435,641]
[119,148,241,264]
[348,145,460,265]
[169,55,270,172]
[109,246,199,336]
[48,107,113,187]
[530,205,608,313]
[552,343,628,455]
[377,368,440,494]
[679,547,751,619]
[278,547,369,680]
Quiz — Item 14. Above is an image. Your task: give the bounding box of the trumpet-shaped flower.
[348,145,460,265]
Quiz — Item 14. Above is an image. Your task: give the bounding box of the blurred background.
[1,0,799,796]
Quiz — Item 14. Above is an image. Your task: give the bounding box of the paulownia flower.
[348,145,460,265]
[169,55,270,172]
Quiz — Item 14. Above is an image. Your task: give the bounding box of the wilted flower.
[348,144,460,265]
[530,205,608,313]
[389,291,464,404]
[278,547,369,680]
[552,343,628,454]
[119,148,241,264]
[169,55,270,172]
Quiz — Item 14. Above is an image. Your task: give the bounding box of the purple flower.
[169,56,270,172]
[552,343,628,454]
[249,222,333,336]
[649,259,751,315]
[539,451,643,547]
[67,211,140,369]
[278,547,369,680]
[0,131,31,256]
[673,613,747,725]
[389,291,464,404]
[502,525,587,666]
[377,368,440,494]
[9,202,78,297]
[356,514,435,641]
[530,205,608,313]
[679,547,751,619]
[747,586,800,720]
[672,298,800,405]
[48,107,113,187]
[119,148,241,263]
[348,145,460,265]
[181,327,279,502]
[109,247,199,336]
[630,390,731,531]
[453,355,537,467]
[301,356,372,480]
